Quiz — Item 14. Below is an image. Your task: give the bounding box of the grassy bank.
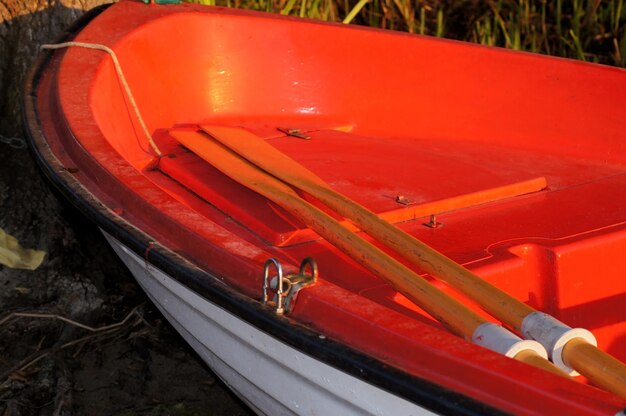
[187,0,626,67]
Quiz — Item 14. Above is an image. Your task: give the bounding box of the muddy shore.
[0,143,250,415]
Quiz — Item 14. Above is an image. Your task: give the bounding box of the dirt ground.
[0,139,251,414]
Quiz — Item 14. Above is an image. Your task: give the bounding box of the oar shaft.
[315,185,535,330]
[563,338,626,398]
[172,129,566,375]
[175,130,483,337]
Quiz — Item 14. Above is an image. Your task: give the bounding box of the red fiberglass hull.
[25,1,626,413]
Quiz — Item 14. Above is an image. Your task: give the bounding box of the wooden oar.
[198,124,626,397]
[171,129,565,377]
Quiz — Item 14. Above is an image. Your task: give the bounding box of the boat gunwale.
[21,4,509,415]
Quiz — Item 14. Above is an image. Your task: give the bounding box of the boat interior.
[41,0,626,409]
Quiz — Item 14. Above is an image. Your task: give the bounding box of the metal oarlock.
[262,257,318,315]
[263,258,285,315]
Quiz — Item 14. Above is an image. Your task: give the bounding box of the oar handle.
[563,338,626,398]
[514,350,569,377]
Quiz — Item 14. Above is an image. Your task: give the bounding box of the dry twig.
[0,304,145,386]
[0,304,144,332]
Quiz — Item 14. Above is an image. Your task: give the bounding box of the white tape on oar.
[472,322,548,359]
[522,312,597,375]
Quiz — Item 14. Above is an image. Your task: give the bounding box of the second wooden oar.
[198,124,626,397]
[171,128,564,376]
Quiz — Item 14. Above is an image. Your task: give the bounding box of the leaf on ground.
[0,227,46,270]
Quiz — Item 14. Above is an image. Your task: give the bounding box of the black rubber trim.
[23,5,507,415]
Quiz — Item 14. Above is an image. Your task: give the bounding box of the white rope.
[41,42,163,157]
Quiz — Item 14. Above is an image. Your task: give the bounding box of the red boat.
[25,1,626,414]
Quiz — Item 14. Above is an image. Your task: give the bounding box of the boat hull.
[103,231,431,416]
[23,1,626,413]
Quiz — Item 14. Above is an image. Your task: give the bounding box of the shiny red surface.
[38,0,626,413]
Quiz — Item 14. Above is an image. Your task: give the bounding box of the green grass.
[185,0,626,67]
